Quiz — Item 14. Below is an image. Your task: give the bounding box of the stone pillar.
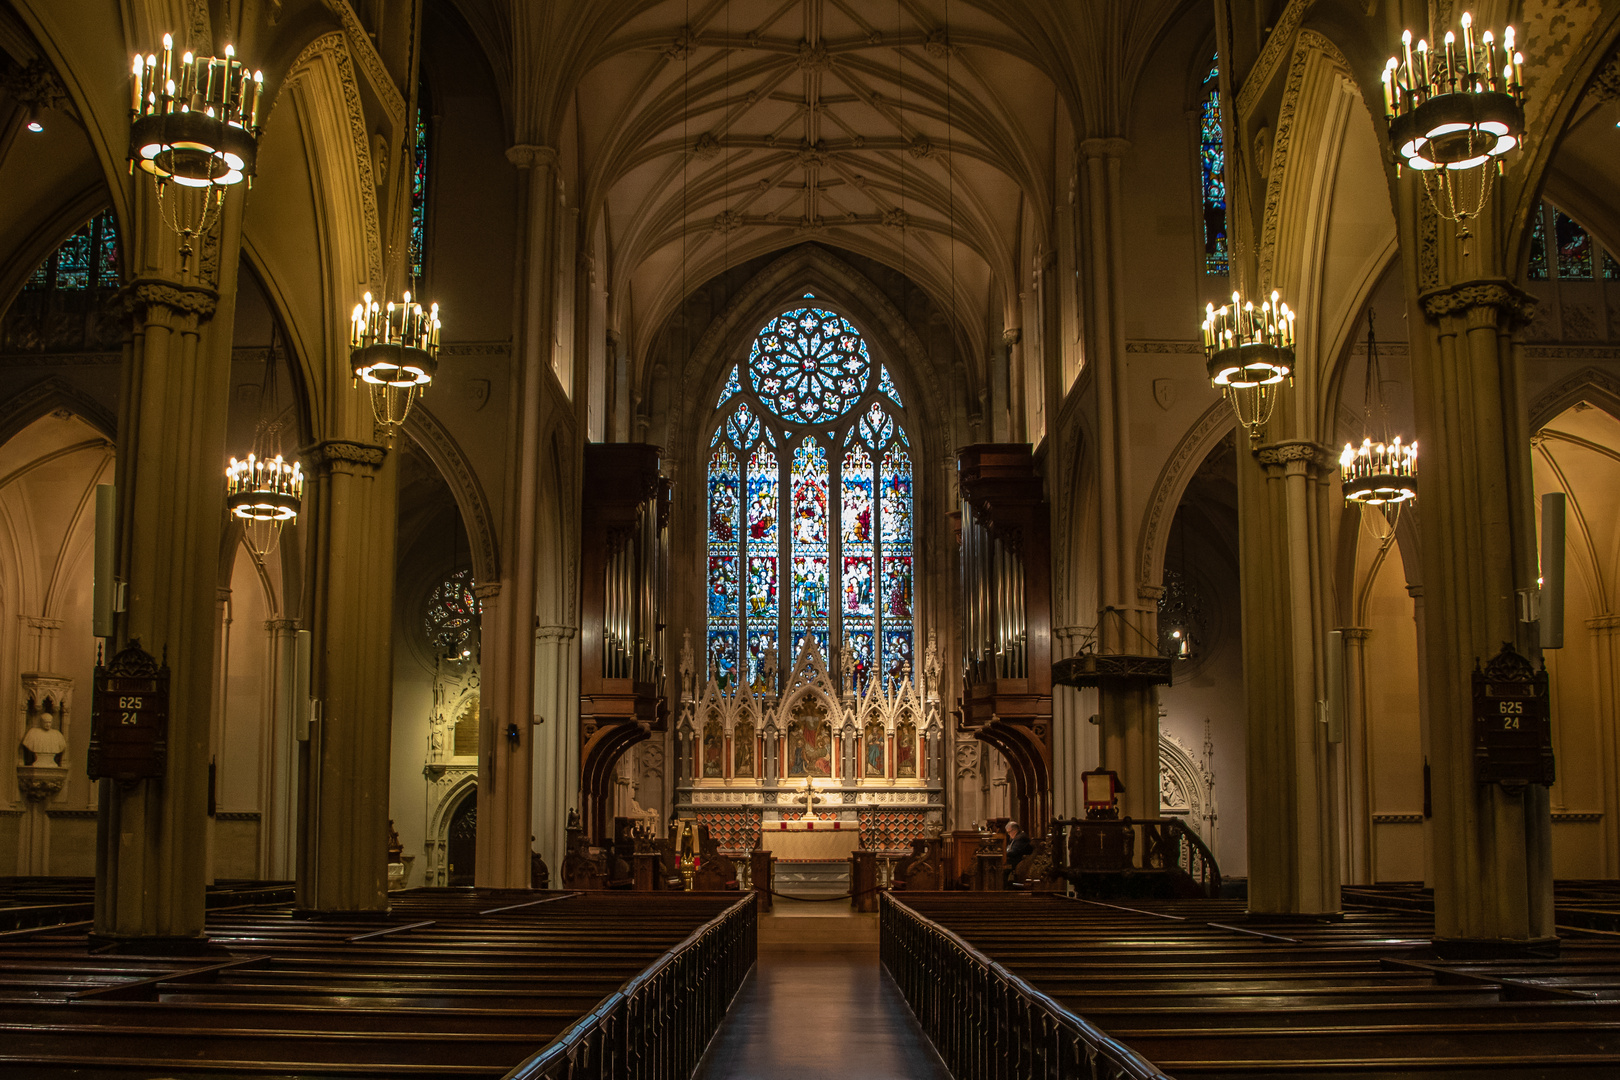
[1590,615,1620,878]
[477,144,562,890]
[261,618,301,880]
[1340,627,1372,884]
[297,438,396,914]
[532,625,579,881]
[207,586,231,885]
[1240,441,1341,917]
[1411,278,1552,952]
[1077,137,1160,815]
[95,274,229,944]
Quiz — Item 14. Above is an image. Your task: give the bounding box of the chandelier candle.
[1200,290,1295,387]
[349,291,441,387]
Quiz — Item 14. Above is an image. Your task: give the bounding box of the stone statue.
[760,642,777,691]
[21,710,66,766]
[839,638,854,694]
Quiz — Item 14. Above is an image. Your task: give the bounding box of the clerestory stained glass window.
[1528,206,1549,281]
[409,104,429,281]
[1200,56,1229,277]
[1554,209,1593,281]
[706,308,913,693]
[26,210,118,292]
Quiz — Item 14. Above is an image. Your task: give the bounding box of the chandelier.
[1340,312,1415,541]
[226,453,302,557]
[129,35,262,266]
[351,291,440,438]
[1384,12,1524,234]
[225,331,300,558]
[1201,289,1295,442]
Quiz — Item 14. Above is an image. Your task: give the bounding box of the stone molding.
[1419,279,1537,325]
[1587,614,1620,633]
[1126,339,1201,354]
[1236,0,1311,116]
[535,624,577,645]
[473,582,503,600]
[264,618,300,632]
[1136,399,1233,596]
[403,405,501,584]
[1371,813,1424,824]
[506,145,560,170]
[1552,812,1603,823]
[301,439,386,472]
[1338,627,1373,641]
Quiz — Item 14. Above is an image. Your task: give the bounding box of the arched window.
[1526,201,1618,282]
[1199,56,1228,276]
[706,305,913,691]
[26,209,119,292]
[424,568,479,660]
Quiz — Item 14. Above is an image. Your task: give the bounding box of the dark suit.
[1004,832,1034,883]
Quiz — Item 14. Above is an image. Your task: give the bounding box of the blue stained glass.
[878,365,903,405]
[1555,209,1593,280]
[708,443,740,546]
[747,557,778,617]
[847,630,874,691]
[791,440,829,551]
[410,105,428,280]
[880,448,913,551]
[881,557,912,619]
[746,629,777,686]
[748,308,872,424]
[1604,251,1619,281]
[852,402,904,448]
[721,364,742,402]
[726,403,765,448]
[843,556,875,617]
[747,447,779,544]
[708,558,739,617]
[1200,57,1228,277]
[1528,207,1549,281]
[708,630,740,686]
[882,629,914,683]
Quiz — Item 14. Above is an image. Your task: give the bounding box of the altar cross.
[795,778,826,820]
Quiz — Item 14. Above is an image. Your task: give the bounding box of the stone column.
[532,625,579,879]
[207,585,231,885]
[477,144,562,889]
[1240,441,1341,917]
[1407,275,1552,951]
[1077,137,1161,817]
[261,618,301,880]
[1590,614,1620,878]
[1340,627,1372,884]
[296,438,396,914]
[95,275,227,944]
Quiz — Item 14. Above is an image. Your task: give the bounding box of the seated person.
[1003,820,1033,885]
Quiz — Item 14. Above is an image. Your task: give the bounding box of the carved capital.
[1339,627,1373,641]
[1001,327,1022,347]
[123,279,219,325]
[301,439,386,474]
[473,582,503,600]
[505,144,560,170]
[1588,613,1620,634]
[1256,440,1335,471]
[1420,278,1537,326]
[535,624,577,645]
[1079,137,1130,159]
[264,618,300,633]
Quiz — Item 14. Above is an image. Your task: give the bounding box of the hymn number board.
[88,640,170,782]
[1472,643,1554,788]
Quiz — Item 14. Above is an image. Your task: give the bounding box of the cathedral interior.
[2,0,1620,1076]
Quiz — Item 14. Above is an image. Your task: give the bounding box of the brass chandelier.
[1200,289,1296,442]
[129,34,262,265]
[1384,11,1525,236]
[1340,312,1416,541]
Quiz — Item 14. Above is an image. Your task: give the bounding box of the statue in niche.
[20,707,66,766]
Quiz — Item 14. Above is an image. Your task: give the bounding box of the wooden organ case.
[580,444,670,845]
[956,444,1053,829]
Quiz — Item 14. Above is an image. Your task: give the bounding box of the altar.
[759,818,861,861]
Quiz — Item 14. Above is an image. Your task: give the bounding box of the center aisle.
[691,899,952,1080]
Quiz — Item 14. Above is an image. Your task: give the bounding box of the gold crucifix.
[795,777,826,820]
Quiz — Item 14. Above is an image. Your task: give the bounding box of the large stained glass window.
[26,209,118,292]
[706,307,914,692]
[1526,201,1616,283]
[1527,206,1549,281]
[1199,56,1229,277]
[424,568,481,659]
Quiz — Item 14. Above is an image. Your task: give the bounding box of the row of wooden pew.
[0,888,754,1079]
[884,891,1620,1078]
